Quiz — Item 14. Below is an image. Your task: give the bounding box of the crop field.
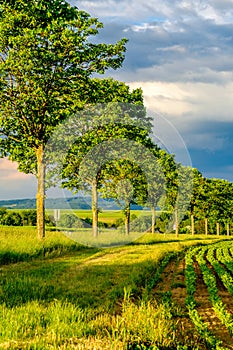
[154,240,233,349]
[0,227,233,349]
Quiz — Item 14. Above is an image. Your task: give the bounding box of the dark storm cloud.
[181,120,233,180]
[70,1,233,182]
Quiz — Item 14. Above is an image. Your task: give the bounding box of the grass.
[0,227,233,349]
[45,208,152,225]
[64,228,147,248]
[0,226,90,264]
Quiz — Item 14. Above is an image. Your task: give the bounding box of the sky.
[1,0,233,199]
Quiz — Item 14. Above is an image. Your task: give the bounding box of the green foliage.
[60,106,159,235]
[0,0,128,154]
[1,211,23,226]
[130,215,151,232]
[21,209,37,226]
[58,213,85,229]
[0,209,54,227]
[0,0,128,238]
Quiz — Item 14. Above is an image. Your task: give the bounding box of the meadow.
[0,226,233,349]
[45,208,151,226]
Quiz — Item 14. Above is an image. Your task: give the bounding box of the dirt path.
[152,255,204,348]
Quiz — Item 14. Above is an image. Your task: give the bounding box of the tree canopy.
[0,0,128,238]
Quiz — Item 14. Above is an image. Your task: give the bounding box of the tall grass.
[0,226,88,264]
[0,296,177,349]
[0,230,233,349]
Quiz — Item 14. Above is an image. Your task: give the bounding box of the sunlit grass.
[0,227,233,348]
[0,226,88,264]
[45,208,153,225]
[65,228,145,248]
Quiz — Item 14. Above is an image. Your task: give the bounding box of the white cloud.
[0,158,37,199]
[0,158,29,180]
[129,80,233,121]
[128,80,233,154]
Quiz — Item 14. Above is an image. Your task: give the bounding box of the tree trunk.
[175,207,179,238]
[216,222,220,236]
[92,179,98,238]
[191,214,195,236]
[125,203,130,235]
[205,218,208,235]
[151,206,156,234]
[36,144,45,239]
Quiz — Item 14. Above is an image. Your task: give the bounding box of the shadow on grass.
[0,253,161,311]
[0,243,94,266]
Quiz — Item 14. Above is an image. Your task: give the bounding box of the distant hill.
[0,197,93,209]
[0,198,37,209]
[0,197,143,210]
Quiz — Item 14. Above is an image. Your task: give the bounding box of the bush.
[2,212,23,226]
[58,213,85,229]
[130,215,151,232]
[0,207,7,222]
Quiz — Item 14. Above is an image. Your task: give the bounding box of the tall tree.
[200,178,233,234]
[146,149,176,234]
[0,0,127,238]
[188,168,205,235]
[100,158,148,235]
[61,110,153,237]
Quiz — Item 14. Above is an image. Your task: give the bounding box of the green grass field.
[0,226,232,349]
[45,208,151,225]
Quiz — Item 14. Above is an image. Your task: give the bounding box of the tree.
[167,164,193,237]
[21,209,37,226]
[0,0,127,239]
[187,168,205,235]
[100,159,148,235]
[61,107,153,237]
[200,178,233,234]
[2,211,23,226]
[146,149,176,234]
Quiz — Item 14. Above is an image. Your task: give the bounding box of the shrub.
[130,215,151,232]
[0,207,7,223]
[58,213,85,229]
[2,212,23,226]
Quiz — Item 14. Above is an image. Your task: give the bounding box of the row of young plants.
[206,246,233,297]
[215,245,233,275]
[184,246,221,349]
[196,246,233,336]
[184,242,233,349]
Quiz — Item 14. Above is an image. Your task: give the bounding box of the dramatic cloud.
[71,0,233,180]
[1,0,233,199]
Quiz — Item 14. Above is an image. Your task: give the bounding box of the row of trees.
[0,0,133,238]
[0,208,37,226]
[186,169,233,235]
[0,1,232,239]
[0,0,180,238]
